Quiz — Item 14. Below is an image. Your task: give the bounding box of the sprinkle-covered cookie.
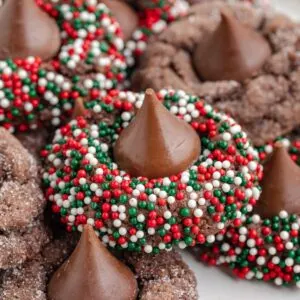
[124,0,189,71]
[42,89,262,253]
[0,0,189,132]
[131,1,300,145]
[0,0,128,132]
[200,138,300,287]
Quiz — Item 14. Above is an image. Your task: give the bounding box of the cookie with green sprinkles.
[0,0,132,133]
[42,88,262,254]
[0,0,190,132]
[39,1,128,95]
[123,0,189,71]
[41,0,189,91]
[0,57,76,133]
[200,141,300,287]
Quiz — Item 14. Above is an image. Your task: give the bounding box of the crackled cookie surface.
[0,127,48,269]
[132,1,300,145]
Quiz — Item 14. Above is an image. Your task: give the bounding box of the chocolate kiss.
[102,0,138,40]
[193,11,271,81]
[48,225,138,300]
[255,144,300,218]
[114,89,201,179]
[72,97,87,118]
[0,0,61,60]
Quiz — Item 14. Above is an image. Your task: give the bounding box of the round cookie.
[0,0,188,133]
[0,231,197,300]
[202,212,300,287]
[39,0,129,118]
[0,127,48,269]
[125,251,198,300]
[124,0,189,70]
[42,89,262,253]
[131,1,300,145]
[0,0,128,132]
[200,138,300,287]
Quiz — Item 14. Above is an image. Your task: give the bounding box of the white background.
[182,1,300,299]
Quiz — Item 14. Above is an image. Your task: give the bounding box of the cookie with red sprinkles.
[201,212,300,287]
[0,0,129,133]
[42,89,262,253]
[39,0,129,110]
[0,0,188,133]
[124,0,189,71]
[256,137,300,165]
[200,138,300,287]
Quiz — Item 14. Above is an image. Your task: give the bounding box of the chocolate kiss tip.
[114,89,201,179]
[48,225,138,300]
[193,9,271,82]
[72,98,87,118]
[0,0,61,60]
[255,145,300,218]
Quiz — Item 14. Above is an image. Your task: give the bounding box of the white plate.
[182,1,300,299]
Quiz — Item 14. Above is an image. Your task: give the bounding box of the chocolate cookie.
[0,128,44,230]
[0,0,128,133]
[200,138,300,287]
[0,127,48,269]
[0,0,188,134]
[0,258,48,300]
[0,229,79,300]
[0,219,49,270]
[42,89,262,253]
[41,231,80,275]
[125,251,198,300]
[0,230,79,300]
[0,228,197,300]
[16,128,50,161]
[131,1,300,145]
